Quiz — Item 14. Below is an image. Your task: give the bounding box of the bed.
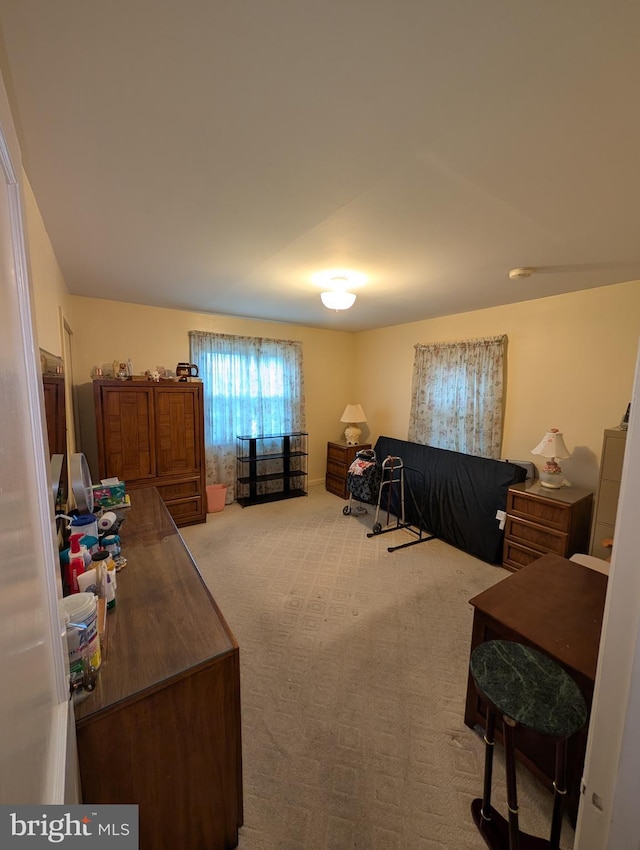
[374,436,527,564]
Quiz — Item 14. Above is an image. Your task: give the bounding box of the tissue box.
[92,482,127,507]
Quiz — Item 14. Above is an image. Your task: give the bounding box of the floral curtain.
[408,335,506,459]
[189,331,306,501]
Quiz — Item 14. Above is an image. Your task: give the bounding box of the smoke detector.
[509,267,536,280]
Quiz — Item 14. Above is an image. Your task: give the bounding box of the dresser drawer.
[327,458,348,477]
[505,516,568,556]
[166,496,204,525]
[601,435,626,481]
[155,478,201,501]
[326,473,348,499]
[507,491,572,532]
[502,539,544,572]
[596,480,621,526]
[327,443,349,463]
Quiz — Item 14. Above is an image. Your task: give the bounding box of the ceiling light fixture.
[509,267,536,280]
[320,276,356,311]
[321,290,356,310]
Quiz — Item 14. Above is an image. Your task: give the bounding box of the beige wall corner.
[69,296,356,483]
[355,280,640,491]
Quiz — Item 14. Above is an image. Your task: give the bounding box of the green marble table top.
[470,640,587,738]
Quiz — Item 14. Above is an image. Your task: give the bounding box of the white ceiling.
[0,1,639,332]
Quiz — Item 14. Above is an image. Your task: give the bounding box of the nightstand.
[325,441,371,499]
[502,481,593,572]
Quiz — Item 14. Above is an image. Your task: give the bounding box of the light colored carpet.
[181,484,575,849]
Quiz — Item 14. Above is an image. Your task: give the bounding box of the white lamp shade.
[340,404,367,424]
[531,429,571,459]
[321,290,356,310]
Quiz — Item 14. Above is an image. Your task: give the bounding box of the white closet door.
[0,71,69,802]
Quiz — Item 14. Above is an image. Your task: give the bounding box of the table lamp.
[340,404,367,445]
[531,428,571,488]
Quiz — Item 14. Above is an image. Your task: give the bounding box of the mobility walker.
[344,453,436,553]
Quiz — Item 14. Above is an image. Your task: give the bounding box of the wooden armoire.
[93,379,206,526]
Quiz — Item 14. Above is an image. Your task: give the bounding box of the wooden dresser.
[75,488,242,850]
[502,480,593,572]
[325,441,371,499]
[93,379,206,526]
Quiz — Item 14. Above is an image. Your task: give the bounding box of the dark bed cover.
[374,436,527,564]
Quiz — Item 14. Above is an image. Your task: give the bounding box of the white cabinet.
[589,427,627,559]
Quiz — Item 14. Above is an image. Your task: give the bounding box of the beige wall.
[70,282,640,492]
[355,280,640,490]
[23,175,72,356]
[69,297,355,483]
[22,164,356,486]
[24,174,640,494]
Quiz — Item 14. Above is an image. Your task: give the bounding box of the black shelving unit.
[236,432,308,507]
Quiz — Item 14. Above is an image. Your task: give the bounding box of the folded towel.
[348,459,376,476]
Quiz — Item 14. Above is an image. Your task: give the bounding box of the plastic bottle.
[104,570,116,610]
[80,534,100,558]
[66,535,86,594]
[69,514,99,543]
[101,534,121,557]
[77,568,99,596]
[92,551,116,610]
[69,532,91,567]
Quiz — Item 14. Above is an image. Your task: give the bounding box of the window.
[189,331,305,496]
[408,335,506,458]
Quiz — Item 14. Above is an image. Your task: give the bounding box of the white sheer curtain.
[189,331,306,500]
[408,335,506,459]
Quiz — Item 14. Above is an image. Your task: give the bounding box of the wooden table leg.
[481,707,497,820]
[549,738,568,850]
[503,716,520,850]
